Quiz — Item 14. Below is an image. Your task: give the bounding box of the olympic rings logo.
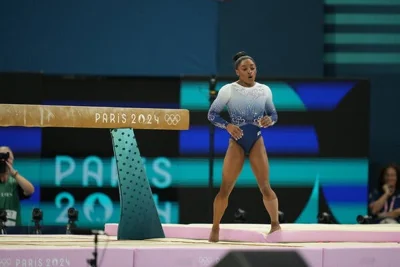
[0,258,11,267]
[164,114,181,125]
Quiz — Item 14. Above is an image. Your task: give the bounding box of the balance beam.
[0,104,189,130]
[0,104,190,240]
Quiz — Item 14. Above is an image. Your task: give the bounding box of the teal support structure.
[110,128,165,240]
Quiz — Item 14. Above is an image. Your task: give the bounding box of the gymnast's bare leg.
[249,137,281,233]
[209,139,245,242]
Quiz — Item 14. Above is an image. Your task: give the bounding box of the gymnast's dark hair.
[233,51,255,69]
[378,163,400,193]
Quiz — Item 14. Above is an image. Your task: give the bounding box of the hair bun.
[233,51,248,62]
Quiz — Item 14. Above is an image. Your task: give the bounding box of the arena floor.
[1,223,399,267]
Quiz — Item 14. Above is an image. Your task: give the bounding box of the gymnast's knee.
[217,185,234,199]
[259,185,276,200]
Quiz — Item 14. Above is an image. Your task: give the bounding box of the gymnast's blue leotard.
[207,82,278,154]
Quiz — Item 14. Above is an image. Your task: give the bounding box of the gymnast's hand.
[258,116,273,128]
[227,124,243,140]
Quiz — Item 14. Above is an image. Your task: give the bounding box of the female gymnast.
[207,51,281,242]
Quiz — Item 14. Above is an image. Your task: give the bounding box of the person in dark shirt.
[369,163,400,224]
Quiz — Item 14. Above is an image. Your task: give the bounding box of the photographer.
[369,163,400,224]
[0,146,35,226]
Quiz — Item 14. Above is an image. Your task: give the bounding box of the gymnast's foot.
[209,227,220,242]
[269,222,281,234]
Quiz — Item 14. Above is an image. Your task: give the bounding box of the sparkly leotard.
[207,82,278,153]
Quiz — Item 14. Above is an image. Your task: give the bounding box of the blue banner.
[179,125,319,155]
[0,127,42,154]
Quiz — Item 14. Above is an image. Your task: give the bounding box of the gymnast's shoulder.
[258,83,271,90]
[217,83,234,96]
[220,82,235,90]
[259,83,273,95]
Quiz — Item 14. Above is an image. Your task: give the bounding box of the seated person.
[369,163,400,224]
[0,146,35,226]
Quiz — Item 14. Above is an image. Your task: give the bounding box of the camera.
[0,152,9,174]
[233,208,247,223]
[66,208,79,234]
[68,208,79,222]
[317,212,334,224]
[357,215,375,224]
[32,208,43,221]
[32,208,43,234]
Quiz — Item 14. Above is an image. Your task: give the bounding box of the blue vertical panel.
[0,0,218,76]
[217,0,324,77]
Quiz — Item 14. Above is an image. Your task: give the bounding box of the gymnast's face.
[236,59,257,86]
[385,167,397,187]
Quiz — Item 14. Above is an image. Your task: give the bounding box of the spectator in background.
[369,163,400,224]
[0,146,35,226]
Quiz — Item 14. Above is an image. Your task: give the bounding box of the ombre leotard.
[207,82,278,154]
